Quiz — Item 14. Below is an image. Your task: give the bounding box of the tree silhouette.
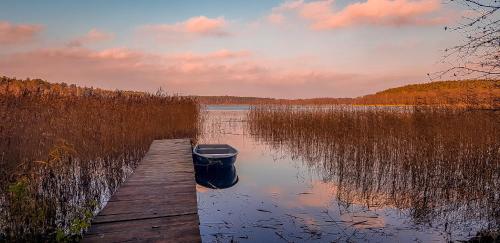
[431,0,499,79]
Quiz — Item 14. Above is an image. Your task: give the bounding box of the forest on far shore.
[1,77,498,109]
[196,80,499,109]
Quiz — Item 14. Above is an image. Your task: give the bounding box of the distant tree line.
[197,80,499,109]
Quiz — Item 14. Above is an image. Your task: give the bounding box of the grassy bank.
[0,77,200,241]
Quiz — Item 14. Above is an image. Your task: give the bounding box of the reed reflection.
[248,106,500,232]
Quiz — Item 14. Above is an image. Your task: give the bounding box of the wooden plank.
[83,139,200,242]
[84,214,200,243]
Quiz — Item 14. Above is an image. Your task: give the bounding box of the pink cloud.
[140,16,229,41]
[272,0,446,29]
[0,46,403,98]
[68,28,114,47]
[0,21,43,45]
[183,16,227,35]
[267,13,285,24]
[169,49,251,62]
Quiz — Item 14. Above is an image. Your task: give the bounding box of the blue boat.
[192,144,238,167]
[195,164,238,189]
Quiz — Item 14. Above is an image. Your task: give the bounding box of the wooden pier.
[83,139,200,242]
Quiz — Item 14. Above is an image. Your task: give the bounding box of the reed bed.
[248,105,499,232]
[0,77,200,241]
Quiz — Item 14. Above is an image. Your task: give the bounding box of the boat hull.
[192,153,237,167]
[192,144,238,167]
[194,164,238,189]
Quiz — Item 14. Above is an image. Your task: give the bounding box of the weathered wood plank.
[83,139,200,242]
[85,214,200,243]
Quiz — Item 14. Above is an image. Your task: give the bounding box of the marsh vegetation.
[248,105,500,239]
[1,76,498,242]
[0,77,200,241]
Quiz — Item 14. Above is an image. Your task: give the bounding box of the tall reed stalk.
[248,105,499,231]
[0,77,201,241]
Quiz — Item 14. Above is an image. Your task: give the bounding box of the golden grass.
[0,77,200,240]
[248,105,499,228]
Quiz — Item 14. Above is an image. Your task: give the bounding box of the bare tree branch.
[432,0,500,80]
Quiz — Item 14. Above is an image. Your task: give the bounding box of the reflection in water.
[249,106,500,238]
[197,107,499,242]
[195,165,239,189]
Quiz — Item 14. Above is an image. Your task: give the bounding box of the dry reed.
[248,105,499,232]
[0,77,200,241]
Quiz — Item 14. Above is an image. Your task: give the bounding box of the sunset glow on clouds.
[1,46,365,97]
[270,0,446,30]
[0,0,460,98]
[67,29,114,47]
[140,16,229,42]
[0,21,43,45]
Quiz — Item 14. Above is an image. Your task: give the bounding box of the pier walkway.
[83,139,200,242]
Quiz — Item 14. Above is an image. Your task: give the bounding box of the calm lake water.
[196,106,499,242]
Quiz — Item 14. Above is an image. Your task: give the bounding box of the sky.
[0,0,464,98]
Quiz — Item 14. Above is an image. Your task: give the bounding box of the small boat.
[195,164,238,189]
[192,144,238,167]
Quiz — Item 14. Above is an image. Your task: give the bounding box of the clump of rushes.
[0,77,201,241]
[248,105,499,235]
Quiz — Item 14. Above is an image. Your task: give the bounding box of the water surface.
[196,106,499,242]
